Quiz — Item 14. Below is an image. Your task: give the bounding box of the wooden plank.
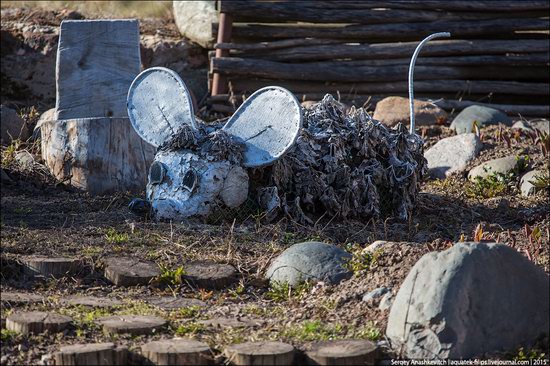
[212,57,549,82]
[233,39,550,62]
[229,79,550,96]
[220,18,549,42]
[220,1,550,22]
[55,20,141,120]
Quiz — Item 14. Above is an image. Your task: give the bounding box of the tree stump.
[62,296,123,308]
[54,343,128,366]
[146,297,206,310]
[305,339,377,365]
[183,261,237,289]
[95,315,166,335]
[6,311,72,335]
[104,257,160,286]
[224,341,295,366]
[22,256,80,278]
[1,292,44,306]
[141,338,214,365]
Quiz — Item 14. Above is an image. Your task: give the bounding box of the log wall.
[208,0,550,116]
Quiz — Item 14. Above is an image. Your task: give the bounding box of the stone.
[450,105,512,134]
[512,119,550,134]
[173,1,217,48]
[22,256,80,278]
[1,292,45,306]
[1,105,29,145]
[7,311,72,335]
[62,296,123,308]
[520,169,546,197]
[305,339,377,365]
[141,339,213,365]
[424,133,482,179]
[145,297,206,310]
[373,96,448,128]
[362,287,390,303]
[183,262,237,289]
[468,155,528,181]
[95,315,166,335]
[265,241,352,286]
[386,242,549,359]
[224,341,295,366]
[54,343,127,366]
[103,257,160,286]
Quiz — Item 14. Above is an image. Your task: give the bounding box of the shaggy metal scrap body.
[164,94,426,223]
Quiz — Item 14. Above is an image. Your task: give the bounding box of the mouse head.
[127,67,302,220]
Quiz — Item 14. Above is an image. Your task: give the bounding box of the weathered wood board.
[41,117,155,195]
[55,20,141,120]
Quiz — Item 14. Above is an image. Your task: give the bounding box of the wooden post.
[212,11,233,96]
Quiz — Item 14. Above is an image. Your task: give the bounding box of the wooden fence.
[208,0,550,116]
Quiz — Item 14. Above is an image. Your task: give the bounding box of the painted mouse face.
[127,67,301,220]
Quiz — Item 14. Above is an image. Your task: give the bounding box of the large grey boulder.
[520,169,546,197]
[173,1,217,48]
[386,242,549,359]
[424,133,482,179]
[265,242,352,286]
[468,155,527,181]
[1,105,29,145]
[450,105,512,134]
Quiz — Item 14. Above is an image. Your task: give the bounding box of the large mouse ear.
[222,86,302,168]
[127,67,196,147]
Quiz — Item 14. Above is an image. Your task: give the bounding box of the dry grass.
[0,1,173,18]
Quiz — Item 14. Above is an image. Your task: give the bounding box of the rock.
[265,242,352,286]
[145,297,206,310]
[512,119,550,134]
[172,1,217,48]
[141,339,213,365]
[22,256,81,278]
[373,96,448,128]
[362,287,390,303]
[424,133,482,179]
[305,339,377,365]
[54,343,127,366]
[1,292,45,306]
[386,242,549,359]
[378,291,394,311]
[103,257,160,286]
[224,341,295,366]
[450,105,512,134]
[62,296,123,308]
[183,262,237,289]
[6,311,72,335]
[520,169,546,197]
[95,315,166,335]
[468,155,528,180]
[1,105,29,144]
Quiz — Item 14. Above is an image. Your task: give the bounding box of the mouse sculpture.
[127,33,450,223]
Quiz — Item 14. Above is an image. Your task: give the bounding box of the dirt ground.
[1,5,549,366]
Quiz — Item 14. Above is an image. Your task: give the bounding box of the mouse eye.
[149,161,166,185]
[182,168,197,192]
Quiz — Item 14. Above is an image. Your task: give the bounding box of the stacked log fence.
[208,0,550,117]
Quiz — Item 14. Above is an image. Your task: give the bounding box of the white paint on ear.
[127,67,196,147]
[222,86,302,168]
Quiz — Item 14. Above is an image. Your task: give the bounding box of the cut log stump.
[104,257,160,286]
[305,339,378,365]
[6,311,72,335]
[22,256,80,278]
[54,343,128,366]
[62,296,123,308]
[1,292,45,306]
[145,297,206,310]
[183,261,237,289]
[95,315,166,335]
[224,341,295,365]
[142,338,214,365]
